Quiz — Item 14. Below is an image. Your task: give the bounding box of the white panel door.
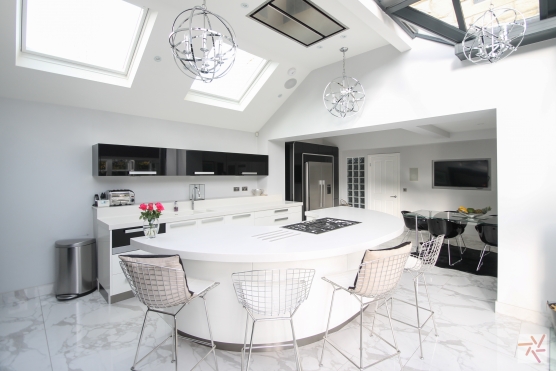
[367,154,400,217]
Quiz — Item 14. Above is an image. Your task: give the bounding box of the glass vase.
[143,219,160,239]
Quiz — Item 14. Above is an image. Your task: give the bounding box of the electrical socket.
[242,186,248,191]
[403,188,407,192]
[233,187,240,192]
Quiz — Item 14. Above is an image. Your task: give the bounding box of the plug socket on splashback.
[234,187,240,192]
[242,186,248,191]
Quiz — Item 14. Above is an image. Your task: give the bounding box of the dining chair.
[401,211,429,244]
[475,223,498,271]
[427,218,466,266]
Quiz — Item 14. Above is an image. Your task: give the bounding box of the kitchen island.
[130,206,403,350]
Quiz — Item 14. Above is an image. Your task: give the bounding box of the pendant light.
[462,1,526,64]
[323,47,365,118]
[169,0,238,82]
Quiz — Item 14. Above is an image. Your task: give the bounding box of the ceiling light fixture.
[287,68,296,76]
[169,0,238,82]
[316,45,323,49]
[241,3,249,8]
[154,56,162,62]
[323,47,365,118]
[462,2,526,64]
[340,34,347,39]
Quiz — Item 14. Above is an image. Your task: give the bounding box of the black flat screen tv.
[433,159,490,190]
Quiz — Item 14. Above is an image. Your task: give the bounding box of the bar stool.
[320,243,411,370]
[428,218,465,266]
[119,255,219,371]
[375,235,444,360]
[231,269,315,371]
[400,211,429,244]
[475,223,498,271]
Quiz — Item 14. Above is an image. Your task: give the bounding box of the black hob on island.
[282,218,360,235]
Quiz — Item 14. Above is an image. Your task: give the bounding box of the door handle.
[390,195,397,198]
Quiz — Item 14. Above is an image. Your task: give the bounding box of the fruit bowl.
[456,206,491,219]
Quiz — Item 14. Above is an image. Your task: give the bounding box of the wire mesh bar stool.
[119,260,219,371]
[374,234,444,360]
[320,252,411,370]
[231,268,315,371]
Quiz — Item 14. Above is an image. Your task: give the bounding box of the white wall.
[257,38,556,320]
[335,139,497,215]
[0,98,259,293]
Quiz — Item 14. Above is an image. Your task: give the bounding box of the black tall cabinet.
[285,142,339,218]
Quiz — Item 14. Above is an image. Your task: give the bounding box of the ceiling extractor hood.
[248,0,347,47]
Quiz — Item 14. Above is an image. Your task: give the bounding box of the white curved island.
[131,206,403,350]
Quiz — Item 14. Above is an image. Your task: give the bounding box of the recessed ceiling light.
[278,94,283,98]
[241,3,249,8]
[154,56,161,62]
[340,34,347,39]
[284,79,297,89]
[316,45,323,49]
[287,68,296,76]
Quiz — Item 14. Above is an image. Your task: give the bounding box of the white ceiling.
[0,0,406,132]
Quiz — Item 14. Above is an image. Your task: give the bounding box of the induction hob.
[282,218,360,235]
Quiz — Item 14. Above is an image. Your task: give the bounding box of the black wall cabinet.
[93,144,268,176]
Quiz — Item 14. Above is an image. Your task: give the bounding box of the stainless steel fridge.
[305,162,334,211]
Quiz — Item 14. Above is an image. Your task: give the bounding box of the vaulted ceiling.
[0,0,411,132]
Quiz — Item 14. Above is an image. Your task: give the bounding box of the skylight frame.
[20,0,149,76]
[247,0,348,47]
[189,51,270,103]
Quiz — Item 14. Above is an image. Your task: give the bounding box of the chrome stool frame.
[120,261,219,371]
[374,235,444,360]
[320,252,410,371]
[231,269,315,371]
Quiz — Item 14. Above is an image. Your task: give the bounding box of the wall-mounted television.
[432,159,491,190]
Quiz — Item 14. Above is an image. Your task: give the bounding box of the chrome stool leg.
[246,320,256,371]
[319,288,337,366]
[290,319,302,371]
[476,244,491,271]
[131,309,150,371]
[173,316,178,371]
[414,277,424,360]
[383,299,403,370]
[422,274,438,337]
[202,296,219,371]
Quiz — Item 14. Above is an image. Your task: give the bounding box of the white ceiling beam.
[404,124,451,138]
[341,0,412,52]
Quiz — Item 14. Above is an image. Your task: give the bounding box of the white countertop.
[130,207,404,263]
[98,200,303,230]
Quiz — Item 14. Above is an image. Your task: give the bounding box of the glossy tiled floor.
[1,236,553,371]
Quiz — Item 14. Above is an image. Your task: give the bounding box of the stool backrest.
[231,269,315,317]
[119,261,191,309]
[409,234,445,273]
[352,252,409,300]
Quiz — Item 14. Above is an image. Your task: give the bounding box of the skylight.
[189,49,268,102]
[22,0,146,74]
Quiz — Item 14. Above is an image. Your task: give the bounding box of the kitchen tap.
[192,185,201,210]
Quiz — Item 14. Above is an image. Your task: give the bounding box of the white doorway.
[367,154,400,217]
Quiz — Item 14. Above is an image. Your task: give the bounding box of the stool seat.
[322,269,359,290]
[404,255,422,271]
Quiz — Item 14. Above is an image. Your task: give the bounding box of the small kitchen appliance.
[106,189,135,206]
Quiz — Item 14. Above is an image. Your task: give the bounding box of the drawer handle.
[242,172,257,175]
[171,221,196,228]
[275,217,289,222]
[125,228,143,234]
[129,171,156,175]
[232,214,252,219]
[202,217,224,223]
[274,209,289,213]
[195,171,215,175]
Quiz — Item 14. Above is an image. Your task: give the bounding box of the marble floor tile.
[0,297,52,371]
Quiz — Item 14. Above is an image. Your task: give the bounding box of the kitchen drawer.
[111,250,152,276]
[225,212,255,225]
[254,213,302,226]
[255,206,301,219]
[198,216,226,226]
[167,220,198,234]
[111,272,131,295]
[112,224,166,248]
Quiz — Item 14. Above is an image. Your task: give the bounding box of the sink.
[193,209,215,214]
[167,209,215,217]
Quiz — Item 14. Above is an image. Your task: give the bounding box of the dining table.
[403,209,497,251]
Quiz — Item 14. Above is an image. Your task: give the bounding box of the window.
[189,49,268,102]
[461,0,540,25]
[185,49,278,111]
[22,0,147,74]
[410,0,460,27]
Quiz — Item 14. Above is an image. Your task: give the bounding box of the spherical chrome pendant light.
[462,3,526,64]
[169,0,238,82]
[323,48,365,118]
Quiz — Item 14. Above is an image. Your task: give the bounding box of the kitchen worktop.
[131,206,404,262]
[94,195,303,230]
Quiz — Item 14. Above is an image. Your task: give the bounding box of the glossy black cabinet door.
[93,144,175,176]
[185,150,227,175]
[227,153,268,175]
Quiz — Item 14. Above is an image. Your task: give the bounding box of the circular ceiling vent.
[284,78,297,89]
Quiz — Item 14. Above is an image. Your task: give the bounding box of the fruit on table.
[457,206,492,214]
[467,207,476,213]
[457,206,468,213]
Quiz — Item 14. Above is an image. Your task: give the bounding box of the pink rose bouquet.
[139,202,164,223]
